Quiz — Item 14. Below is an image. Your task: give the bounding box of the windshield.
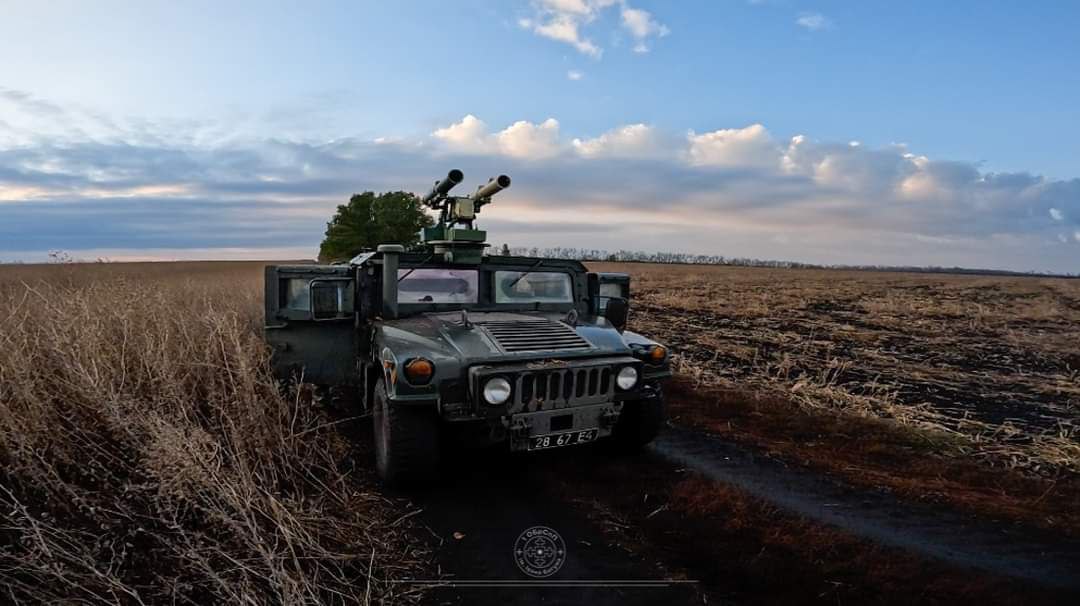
[494,271,573,304]
[398,269,478,303]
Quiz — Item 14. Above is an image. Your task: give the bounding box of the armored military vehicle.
[264,170,671,483]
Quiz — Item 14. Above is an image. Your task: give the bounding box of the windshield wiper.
[507,258,544,289]
[397,253,435,283]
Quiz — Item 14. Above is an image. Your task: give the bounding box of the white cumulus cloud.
[572,123,665,158]
[783,136,923,195]
[687,124,779,168]
[431,114,490,152]
[8,86,1077,271]
[495,118,562,159]
[432,114,562,159]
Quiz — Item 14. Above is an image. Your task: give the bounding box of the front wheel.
[611,385,665,452]
[372,379,440,485]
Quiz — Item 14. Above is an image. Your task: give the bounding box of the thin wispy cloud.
[519,0,669,57]
[620,6,670,53]
[796,12,832,31]
[567,69,584,81]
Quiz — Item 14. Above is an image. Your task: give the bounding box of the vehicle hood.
[375,310,631,364]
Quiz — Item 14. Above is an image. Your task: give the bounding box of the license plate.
[529,429,598,450]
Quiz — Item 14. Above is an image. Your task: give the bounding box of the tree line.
[490,245,1077,279]
[309,192,1075,278]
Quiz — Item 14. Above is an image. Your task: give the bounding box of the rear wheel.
[611,386,665,452]
[372,378,440,484]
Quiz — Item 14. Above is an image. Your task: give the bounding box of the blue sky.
[1,1,1078,271]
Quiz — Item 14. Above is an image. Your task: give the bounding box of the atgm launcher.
[420,169,510,264]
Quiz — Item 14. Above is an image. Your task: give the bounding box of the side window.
[281,278,311,311]
[311,280,354,320]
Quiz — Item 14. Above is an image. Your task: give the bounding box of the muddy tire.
[372,379,440,485]
[611,388,665,452]
[324,384,360,414]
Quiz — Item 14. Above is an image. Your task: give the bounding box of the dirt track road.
[654,427,1080,589]
[405,446,702,605]
[399,425,1080,605]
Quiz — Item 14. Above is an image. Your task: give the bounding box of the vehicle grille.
[512,366,613,408]
[481,319,592,353]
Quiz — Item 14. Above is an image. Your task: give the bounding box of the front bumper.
[436,356,644,448]
[505,403,620,451]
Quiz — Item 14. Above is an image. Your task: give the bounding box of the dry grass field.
[2,259,1078,603]
[0,262,426,605]
[591,262,1080,529]
[598,263,1080,471]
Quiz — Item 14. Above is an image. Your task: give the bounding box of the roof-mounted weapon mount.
[420,169,510,264]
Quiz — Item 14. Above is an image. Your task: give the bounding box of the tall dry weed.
[0,269,426,604]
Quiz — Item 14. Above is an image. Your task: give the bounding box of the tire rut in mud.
[402,447,702,606]
[349,413,1076,604]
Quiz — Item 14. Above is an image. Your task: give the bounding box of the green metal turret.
[419,170,510,264]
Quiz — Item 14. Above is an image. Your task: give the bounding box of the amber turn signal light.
[403,358,435,384]
[648,345,667,363]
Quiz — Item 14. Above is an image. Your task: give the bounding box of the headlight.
[616,366,639,390]
[483,377,512,405]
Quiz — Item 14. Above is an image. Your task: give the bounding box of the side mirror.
[310,280,354,321]
[604,297,629,332]
[590,272,630,315]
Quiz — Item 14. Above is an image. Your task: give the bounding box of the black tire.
[611,388,665,452]
[372,378,440,484]
[324,384,360,415]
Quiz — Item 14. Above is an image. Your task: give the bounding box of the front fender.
[621,329,673,380]
[374,324,463,404]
